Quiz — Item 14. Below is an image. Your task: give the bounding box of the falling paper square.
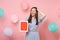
[19,21,28,32]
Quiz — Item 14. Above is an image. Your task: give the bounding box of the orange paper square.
[19,21,28,32]
[21,22,27,30]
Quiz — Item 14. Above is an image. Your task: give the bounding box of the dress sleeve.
[25,17,29,33]
[38,16,41,23]
[25,16,29,21]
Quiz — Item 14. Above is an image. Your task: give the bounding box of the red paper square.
[19,21,28,32]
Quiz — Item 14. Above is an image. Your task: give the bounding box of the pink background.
[0,0,60,40]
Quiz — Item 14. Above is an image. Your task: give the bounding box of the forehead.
[31,8,36,11]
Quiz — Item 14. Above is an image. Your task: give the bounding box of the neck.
[32,16,35,19]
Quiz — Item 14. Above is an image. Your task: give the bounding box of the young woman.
[25,7,46,40]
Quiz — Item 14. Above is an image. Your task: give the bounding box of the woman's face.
[31,8,36,17]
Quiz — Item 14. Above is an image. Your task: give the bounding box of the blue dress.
[25,16,41,40]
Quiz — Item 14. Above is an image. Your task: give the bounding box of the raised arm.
[40,11,46,22]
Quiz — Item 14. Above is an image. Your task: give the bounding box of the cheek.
[33,11,36,13]
[31,11,36,16]
[32,13,36,16]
